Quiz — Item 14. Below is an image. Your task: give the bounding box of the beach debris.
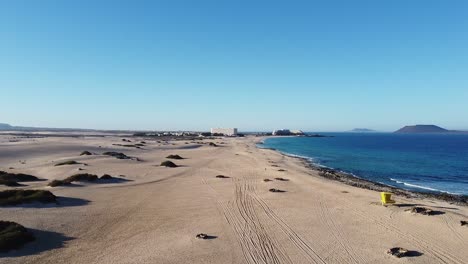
[408,207,436,215]
[80,151,92,156]
[269,188,285,193]
[460,220,468,226]
[160,161,178,168]
[0,221,35,253]
[274,177,289,181]
[387,247,409,258]
[195,233,217,240]
[263,179,272,182]
[215,175,230,179]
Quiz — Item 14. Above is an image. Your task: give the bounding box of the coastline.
[257,138,468,206]
[1,134,468,263]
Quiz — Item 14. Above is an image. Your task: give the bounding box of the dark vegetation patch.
[54,160,81,166]
[100,174,113,180]
[0,171,42,187]
[215,175,230,179]
[80,151,92,156]
[112,144,143,148]
[0,179,21,187]
[0,190,56,206]
[274,177,289,181]
[263,179,272,182]
[160,161,178,168]
[278,169,286,172]
[166,154,184,160]
[48,173,98,187]
[0,171,40,182]
[461,220,468,226]
[0,221,35,253]
[208,142,217,147]
[102,152,132,160]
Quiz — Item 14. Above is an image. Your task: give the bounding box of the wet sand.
[1,134,467,263]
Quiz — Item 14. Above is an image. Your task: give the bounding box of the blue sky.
[1,1,467,132]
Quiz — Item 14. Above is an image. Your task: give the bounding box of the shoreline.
[1,134,468,263]
[257,140,468,206]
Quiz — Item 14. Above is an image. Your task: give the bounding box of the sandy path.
[1,135,467,263]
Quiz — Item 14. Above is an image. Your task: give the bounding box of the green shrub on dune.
[100,174,113,180]
[0,179,21,187]
[0,171,42,187]
[0,171,40,182]
[160,161,178,168]
[166,154,184,160]
[48,173,99,187]
[0,190,57,206]
[54,160,81,166]
[0,221,35,252]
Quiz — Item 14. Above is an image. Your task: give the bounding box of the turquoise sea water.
[261,133,468,195]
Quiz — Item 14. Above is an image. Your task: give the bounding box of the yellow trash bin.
[380,192,395,205]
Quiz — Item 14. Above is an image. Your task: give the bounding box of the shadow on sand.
[0,229,73,258]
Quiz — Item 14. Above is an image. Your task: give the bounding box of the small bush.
[80,151,92,156]
[48,180,68,187]
[166,154,183,160]
[48,173,99,187]
[0,171,40,182]
[0,190,57,206]
[55,160,80,166]
[0,221,35,253]
[100,174,113,180]
[160,161,178,168]
[209,142,217,147]
[103,152,131,160]
[65,173,98,182]
[0,179,21,187]
[215,175,230,179]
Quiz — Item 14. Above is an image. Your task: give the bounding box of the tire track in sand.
[316,197,364,263]
[219,180,292,264]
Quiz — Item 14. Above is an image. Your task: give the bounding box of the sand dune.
[1,135,467,263]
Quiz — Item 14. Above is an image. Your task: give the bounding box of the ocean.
[260,133,468,195]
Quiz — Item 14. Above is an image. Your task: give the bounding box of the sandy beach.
[1,134,467,264]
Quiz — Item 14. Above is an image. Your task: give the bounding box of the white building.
[211,128,238,136]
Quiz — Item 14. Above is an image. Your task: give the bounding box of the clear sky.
[1,1,467,132]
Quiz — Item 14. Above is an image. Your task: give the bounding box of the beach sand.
[1,134,467,263]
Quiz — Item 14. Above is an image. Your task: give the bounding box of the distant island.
[349,128,376,133]
[394,125,450,133]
